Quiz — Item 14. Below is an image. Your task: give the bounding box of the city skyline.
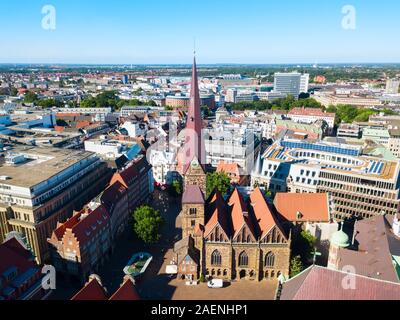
[1,0,400,64]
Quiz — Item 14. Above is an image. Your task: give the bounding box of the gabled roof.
[216,161,243,176]
[204,190,230,238]
[53,205,110,245]
[249,188,287,240]
[101,181,127,214]
[182,185,205,204]
[0,238,36,284]
[109,277,140,301]
[274,193,330,223]
[71,277,108,301]
[228,188,256,239]
[280,265,400,300]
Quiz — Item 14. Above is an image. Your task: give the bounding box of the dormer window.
[296,211,303,220]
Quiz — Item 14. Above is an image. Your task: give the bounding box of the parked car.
[207,279,224,289]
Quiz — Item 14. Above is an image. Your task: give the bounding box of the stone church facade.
[175,56,291,282]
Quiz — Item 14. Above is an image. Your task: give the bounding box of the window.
[238,251,249,267]
[189,208,197,215]
[211,250,222,266]
[191,220,196,227]
[265,252,275,268]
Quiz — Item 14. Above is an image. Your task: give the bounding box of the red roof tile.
[280,265,400,300]
[182,185,205,204]
[109,277,140,301]
[250,188,286,240]
[71,277,108,301]
[274,193,330,223]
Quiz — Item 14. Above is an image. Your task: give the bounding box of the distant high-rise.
[300,74,310,94]
[386,79,400,94]
[274,72,309,97]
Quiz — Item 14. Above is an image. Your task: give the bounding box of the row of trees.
[226,95,323,112]
[80,90,157,111]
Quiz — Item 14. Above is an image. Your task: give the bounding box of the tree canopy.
[132,205,165,244]
[291,230,317,265]
[289,255,304,278]
[206,172,231,199]
[80,90,157,111]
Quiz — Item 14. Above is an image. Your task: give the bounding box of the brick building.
[0,237,51,300]
[47,205,113,283]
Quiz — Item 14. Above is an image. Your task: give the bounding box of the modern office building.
[252,138,400,220]
[386,79,400,94]
[274,72,308,97]
[203,125,261,173]
[0,146,111,264]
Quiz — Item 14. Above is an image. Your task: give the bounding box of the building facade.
[252,138,400,220]
[0,147,111,264]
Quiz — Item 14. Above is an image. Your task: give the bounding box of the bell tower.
[182,54,206,193]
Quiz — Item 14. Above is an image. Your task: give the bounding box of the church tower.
[182,55,206,194]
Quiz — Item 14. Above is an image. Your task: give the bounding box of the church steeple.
[183,54,205,172]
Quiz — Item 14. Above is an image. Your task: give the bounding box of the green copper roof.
[331,229,350,248]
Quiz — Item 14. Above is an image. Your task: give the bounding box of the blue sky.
[0,0,399,64]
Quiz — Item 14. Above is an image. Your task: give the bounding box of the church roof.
[182,185,205,204]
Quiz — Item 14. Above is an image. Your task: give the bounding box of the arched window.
[211,250,222,266]
[265,252,275,268]
[238,251,249,267]
[246,235,251,243]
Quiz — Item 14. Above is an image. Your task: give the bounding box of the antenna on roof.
[193,37,197,56]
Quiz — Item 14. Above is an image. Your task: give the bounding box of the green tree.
[133,206,165,244]
[169,180,182,197]
[289,255,304,278]
[206,172,231,198]
[291,230,317,265]
[10,87,18,96]
[24,91,38,103]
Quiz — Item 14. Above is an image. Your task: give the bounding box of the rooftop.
[0,146,97,188]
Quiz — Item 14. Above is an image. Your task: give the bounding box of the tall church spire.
[183,54,205,172]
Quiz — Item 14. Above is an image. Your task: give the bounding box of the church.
[174,56,291,283]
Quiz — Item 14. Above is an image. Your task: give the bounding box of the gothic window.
[246,235,251,243]
[189,208,197,215]
[215,227,219,242]
[211,250,222,266]
[238,251,249,267]
[265,252,275,268]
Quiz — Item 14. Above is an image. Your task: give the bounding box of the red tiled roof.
[0,238,35,276]
[71,278,108,301]
[274,193,330,223]
[109,278,140,301]
[216,161,242,176]
[182,185,205,204]
[250,188,286,240]
[53,206,110,245]
[228,189,256,239]
[71,205,110,244]
[280,265,400,300]
[101,181,127,213]
[289,107,335,118]
[204,190,230,237]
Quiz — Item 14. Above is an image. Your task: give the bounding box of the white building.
[120,121,148,138]
[386,79,400,94]
[148,149,178,186]
[274,72,303,97]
